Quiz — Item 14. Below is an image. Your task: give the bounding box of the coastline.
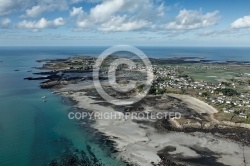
[55,80,250,166]
[28,55,250,166]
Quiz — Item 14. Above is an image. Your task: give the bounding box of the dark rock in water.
[48,146,103,166]
[24,75,61,80]
[14,69,19,71]
[63,77,83,81]
[63,69,93,73]
[33,71,59,75]
[40,81,59,89]
[36,58,68,63]
[86,144,99,164]
[24,77,46,80]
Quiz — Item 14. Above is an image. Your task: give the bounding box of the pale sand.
[167,93,250,129]
[167,93,218,114]
[58,82,250,166]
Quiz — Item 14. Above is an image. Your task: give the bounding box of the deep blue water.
[0,46,249,166]
[140,47,250,61]
[1,46,250,61]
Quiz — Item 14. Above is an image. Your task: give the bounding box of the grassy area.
[181,64,250,83]
[215,112,250,124]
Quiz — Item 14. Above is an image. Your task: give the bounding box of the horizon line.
[0,46,250,48]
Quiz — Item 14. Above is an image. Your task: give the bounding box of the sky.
[0,0,250,46]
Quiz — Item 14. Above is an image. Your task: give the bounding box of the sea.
[0,46,250,166]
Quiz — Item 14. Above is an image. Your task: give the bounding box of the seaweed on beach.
[157,145,228,166]
[160,118,250,145]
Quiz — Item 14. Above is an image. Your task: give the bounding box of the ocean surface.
[0,46,250,166]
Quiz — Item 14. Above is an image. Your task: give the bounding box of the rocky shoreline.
[26,57,250,166]
[53,85,250,166]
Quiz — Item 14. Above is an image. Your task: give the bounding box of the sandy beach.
[57,81,250,166]
[167,94,218,114]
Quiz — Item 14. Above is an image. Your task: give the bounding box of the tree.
[215,88,239,96]
[201,92,209,97]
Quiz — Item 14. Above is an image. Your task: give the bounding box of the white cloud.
[72,7,92,29]
[37,0,69,11]
[88,0,163,22]
[3,0,221,34]
[164,9,219,30]
[90,0,124,22]
[53,17,65,26]
[70,7,84,16]
[0,0,14,15]
[231,16,250,29]
[0,0,36,16]
[21,0,70,18]
[1,18,11,28]
[157,3,165,17]
[16,17,65,29]
[24,5,45,18]
[99,15,149,32]
[115,0,166,22]
[73,0,163,31]
[0,0,73,17]
[76,19,93,29]
[73,1,219,32]
[70,0,84,4]
[0,0,32,16]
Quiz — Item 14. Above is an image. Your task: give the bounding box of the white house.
[239,113,248,119]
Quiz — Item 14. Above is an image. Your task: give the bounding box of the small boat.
[41,96,46,99]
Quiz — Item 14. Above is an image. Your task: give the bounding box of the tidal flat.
[24,55,250,166]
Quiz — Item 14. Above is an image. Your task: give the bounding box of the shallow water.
[0,48,125,166]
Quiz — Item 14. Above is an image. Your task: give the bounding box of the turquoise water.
[0,48,125,166]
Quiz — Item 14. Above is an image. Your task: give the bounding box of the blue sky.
[0,0,250,46]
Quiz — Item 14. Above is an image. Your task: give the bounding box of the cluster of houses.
[152,65,250,119]
[222,109,248,118]
[64,58,250,120]
[95,61,250,120]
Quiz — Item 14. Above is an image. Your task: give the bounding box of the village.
[150,64,250,122]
